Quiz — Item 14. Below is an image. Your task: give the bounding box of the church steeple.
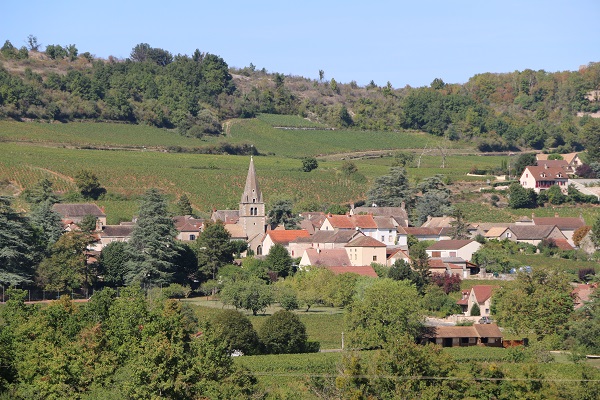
[241,156,263,204]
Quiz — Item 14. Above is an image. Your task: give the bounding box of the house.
[401,226,449,242]
[261,229,310,256]
[387,247,410,267]
[535,159,575,175]
[299,229,364,250]
[426,240,481,262]
[299,248,351,267]
[531,214,585,245]
[428,258,470,278]
[299,212,326,234]
[519,165,568,193]
[344,235,387,266]
[421,215,455,228]
[91,223,135,251]
[321,213,402,246]
[506,224,567,246]
[173,215,203,241]
[350,204,409,227]
[52,203,107,228]
[422,324,503,347]
[457,285,497,316]
[536,152,582,172]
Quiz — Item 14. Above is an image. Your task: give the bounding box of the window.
[190,234,196,241]
[450,251,456,257]
[372,255,377,261]
[381,236,385,241]
[432,251,441,257]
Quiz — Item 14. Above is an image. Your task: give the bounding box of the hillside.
[1,41,600,156]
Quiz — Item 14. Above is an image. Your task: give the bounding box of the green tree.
[392,151,415,167]
[366,167,413,208]
[259,310,315,354]
[470,302,481,316]
[301,157,318,172]
[414,175,453,225]
[36,231,94,291]
[388,259,418,282]
[195,220,234,281]
[99,241,129,286]
[265,243,294,277]
[176,193,193,215]
[78,213,98,233]
[21,178,59,205]
[345,279,423,348]
[508,182,537,209]
[493,267,573,339]
[591,216,600,247]
[210,309,260,355]
[267,199,301,229]
[409,241,431,294]
[514,153,537,177]
[582,119,600,163]
[125,189,179,285]
[75,169,105,199]
[29,200,64,248]
[0,196,39,285]
[220,277,274,316]
[545,184,567,205]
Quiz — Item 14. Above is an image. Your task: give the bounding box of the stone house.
[52,203,107,229]
[344,236,387,266]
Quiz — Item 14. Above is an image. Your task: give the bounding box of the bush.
[258,310,315,354]
[161,283,192,298]
[210,309,260,355]
[470,303,481,316]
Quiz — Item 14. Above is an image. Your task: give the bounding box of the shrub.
[258,310,315,354]
[470,303,481,316]
[578,267,596,282]
[161,283,192,299]
[210,309,260,355]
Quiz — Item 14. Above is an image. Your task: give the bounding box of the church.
[210,157,266,254]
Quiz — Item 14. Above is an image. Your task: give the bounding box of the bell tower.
[239,156,266,251]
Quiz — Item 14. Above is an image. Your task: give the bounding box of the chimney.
[350,203,355,210]
[531,212,535,219]
[544,163,549,169]
[555,212,559,218]
[401,202,405,210]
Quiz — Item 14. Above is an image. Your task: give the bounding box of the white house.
[426,240,481,262]
[520,165,568,193]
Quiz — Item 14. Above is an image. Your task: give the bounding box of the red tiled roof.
[427,324,502,339]
[524,166,568,180]
[267,230,310,245]
[471,285,497,303]
[403,227,442,236]
[326,214,377,229]
[553,238,574,250]
[345,236,386,248]
[325,266,378,277]
[427,239,475,250]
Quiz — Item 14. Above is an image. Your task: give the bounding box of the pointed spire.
[241,156,262,204]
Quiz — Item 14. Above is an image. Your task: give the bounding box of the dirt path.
[29,165,75,183]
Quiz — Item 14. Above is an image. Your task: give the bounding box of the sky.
[2,1,599,88]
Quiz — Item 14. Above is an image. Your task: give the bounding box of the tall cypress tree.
[125,189,178,285]
[29,200,64,249]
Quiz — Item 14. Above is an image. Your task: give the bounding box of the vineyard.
[256,113,327,128]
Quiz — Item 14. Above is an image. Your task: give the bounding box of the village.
[45,153,599,349]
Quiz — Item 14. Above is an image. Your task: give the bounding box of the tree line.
[1,38,600,154]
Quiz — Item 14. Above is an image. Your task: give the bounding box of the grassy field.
[184,300,345,350]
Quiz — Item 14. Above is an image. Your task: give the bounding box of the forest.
[1,39,600,154]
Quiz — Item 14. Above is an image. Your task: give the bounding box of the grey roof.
[211,210,239,224]
[101,225,134,237]
[532,217,585,230]
[240,156,263,204]
[52,203,106,218]
[373,216,396,230]
[427,239,475,251]
[508,225,559,240]
[311,230,362,244]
